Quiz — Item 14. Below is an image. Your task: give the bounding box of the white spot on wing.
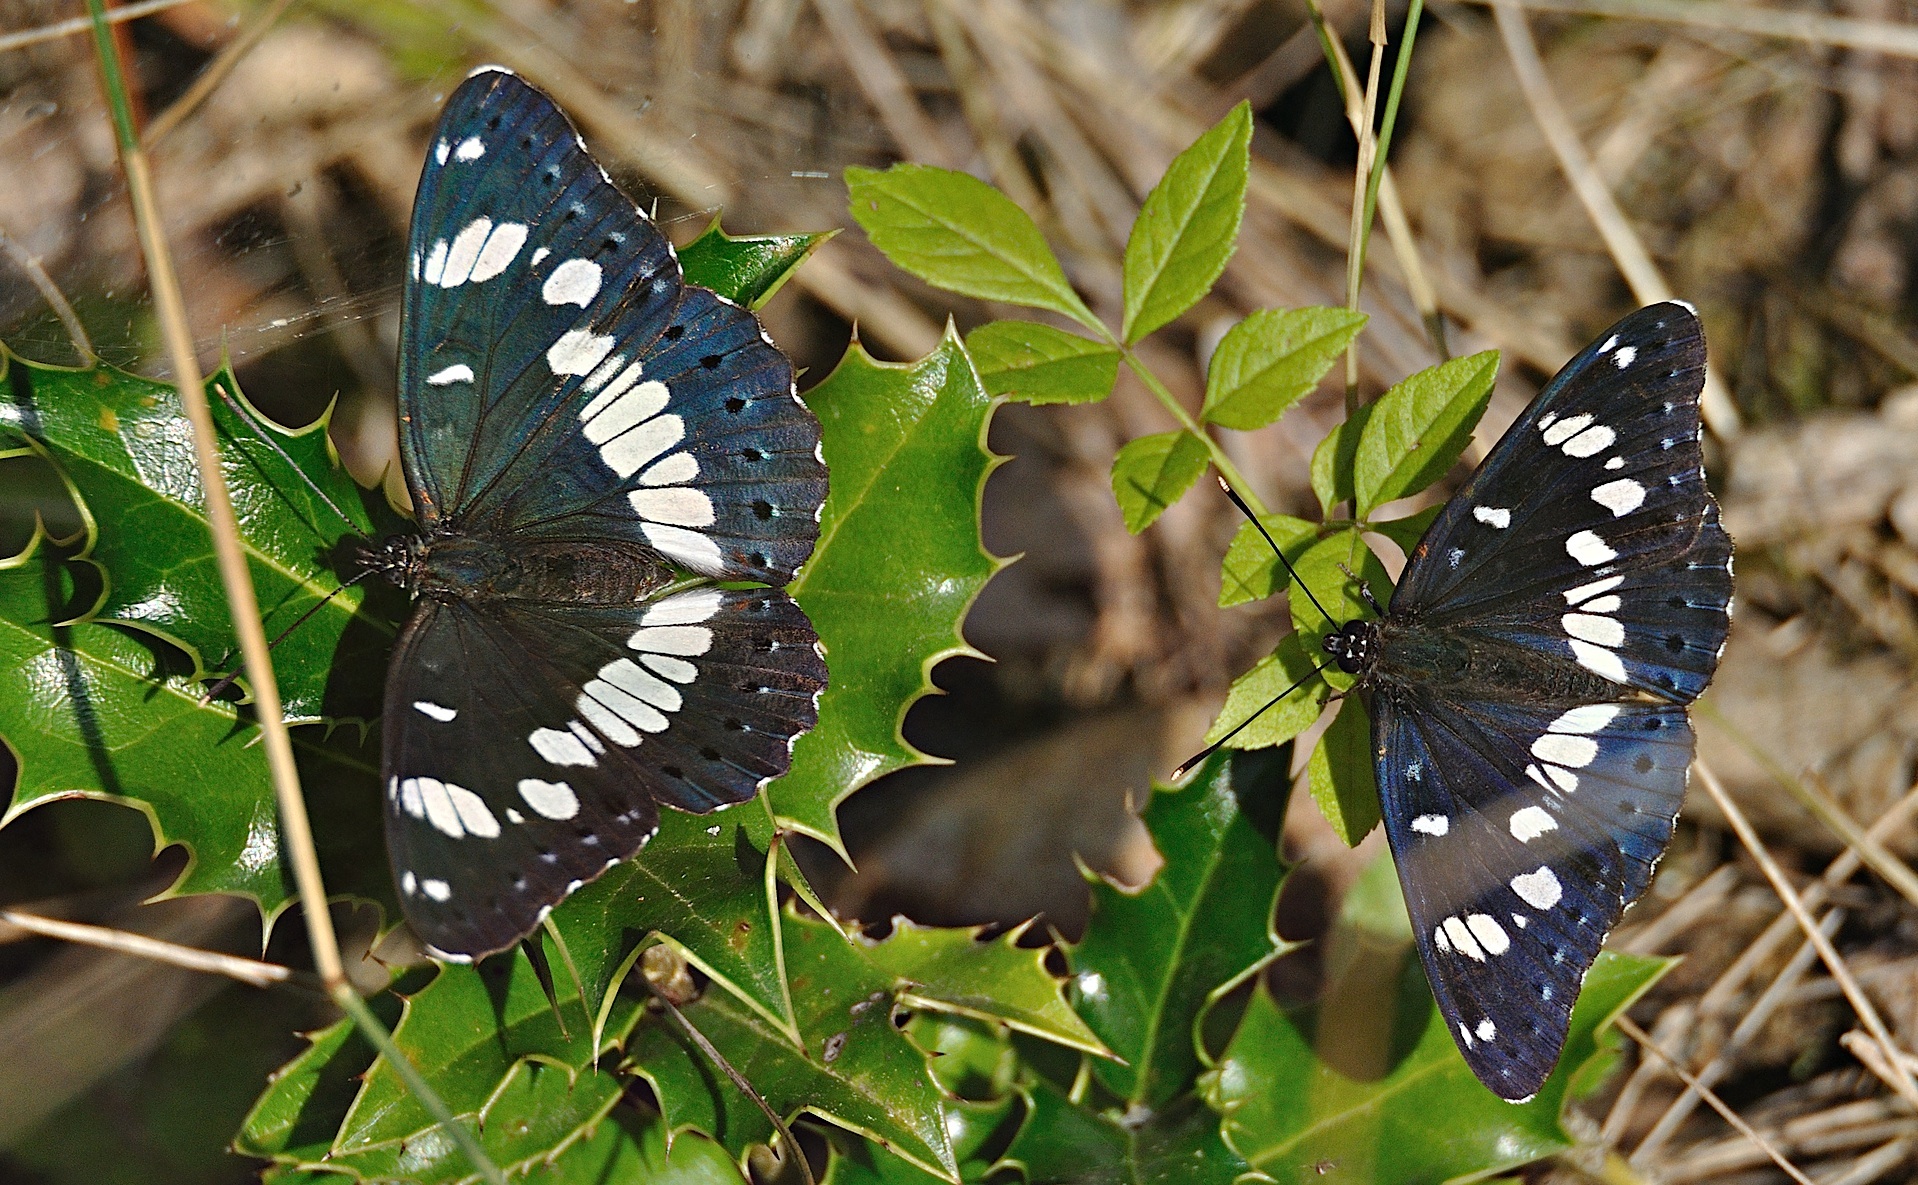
[422,239,449,285]
[1410,814,1449,836]
[1466,914,1510,956]
[1509,806,1557,841]
[600,657,682,712]
[413,700,458,721]
[1613,345,1638,369]
[582,381,670,443]
[628,622,714,656]
[426,364,474,387]
[645,588,723,625]
[1532,733,1598,768]
[543,258,603,307]
[1542,413,1591,446]
[1562,424,1616,457]
[416,777,462,838]
[447,783,500,837]
[1566,530,1616,567]
[1473,506,1511,529]
[549,329,618,376]
[1599,334,1618,353]
[455,136,485,161]
[1477,1018,1497,1041]
[1591,478,1645,516]
[629,487,715,527]
[437,218,493,287]
[1563,612,1625,647]
[639,452,699,486]
[519,778,580,820]
[644,524,726,574]
[601,415,683,479]
[1564,575,1624,604]
[423,878,452,901]
[530,727,597,766]
[470,222,528,283]
[1571,639,1630,683]
[1549,704,1620,734]
[1512,867,1564,910]
[402,871,418,895]
[1443,916,1485,961]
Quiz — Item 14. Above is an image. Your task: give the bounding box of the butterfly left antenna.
[213,382,366,537]
[1212,476,1338,626]
[1172,661,1331,779]
[199,568,373,704]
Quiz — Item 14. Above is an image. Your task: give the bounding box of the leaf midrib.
[1128,142,1238,336]
[877,182,1076,309]
[1125,819,1239,1105]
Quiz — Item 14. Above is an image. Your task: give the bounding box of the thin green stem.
[333,989,508,1185]
[1118,350,1270,518]
[1357,0,1426,285]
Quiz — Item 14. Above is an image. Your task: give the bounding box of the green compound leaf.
[1310,402,1373,517]
[1000,1082,1255,1185]
[1366,505,1442,563]
[626,911,957,1180]
[963,321,1118,406]
[1073,749,1293,1108]
[1121,102,1251,344]
[1208,851,1669,1182]
[1201,307,1367,430]
[1110,430,1208,534]
[1308,698,1379,847]
[847,164,1095,328]
[0,349,400,723]
[858,918,1108,1057]
[1353,350,1498,518]
[677,218,833,311]
[1217,513,1316,608]
[1286,528,1391,693]
[776,330,1005,850]
[1206,634,1328,753]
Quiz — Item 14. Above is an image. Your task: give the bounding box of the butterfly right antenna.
[1212,476,1337,625]
[1173,661,1332,779]
[214,380,366,537]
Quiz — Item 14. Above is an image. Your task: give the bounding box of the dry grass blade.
[0,0,196,54]
[1460,0,1918,58]
[0,910,298,990]
[0,229,91,361]
[815,0,952,168]
[141,0,300,149]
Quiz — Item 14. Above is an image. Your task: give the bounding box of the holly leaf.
[1201,308,1366,430]
[963,321,1117,406]
[678,218,833,311]
[1110,430,1208,534]
[1352,351,1498,518]
[846,164,1096,328]
[1073,749,1293,1108]
[1121,103,1251,344]
[775,330,1005,850]
[1000,1082,1256,1185]
[534,1107,748,1185]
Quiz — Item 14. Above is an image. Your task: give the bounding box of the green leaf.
[1205,634,1329,752]
[1217,513,1316,608]
[535,1108,747,1185]
[846,164,1094,327]
[1073,750,1292,1107]
[1352,351,1499,518]
[963,321,1118,406]
[1110,430,1208,534]
[1286,528,1391,692]
[626,911,957,1179]
[1309,403,1372,517]
[1365,504,1442,563]
[1201,308,1366,430]
[860,918,1108,1057]
[0,350,399,722]
[1121,102,1251,344]
[1308,698,1378,846]
[1000,1082,1254,1185]
[238,1001,400,1167]
[777,330,1005,849]
[678,218,834,310]
[1209,864,1669,1184]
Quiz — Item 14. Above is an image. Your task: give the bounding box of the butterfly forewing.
[1368,302,1731,1098]
[400,69,826,586]
[382,586,824,960]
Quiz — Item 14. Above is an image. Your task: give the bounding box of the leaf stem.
[1109,343,1270,518]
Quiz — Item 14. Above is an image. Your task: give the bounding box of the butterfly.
[360,67,828,962]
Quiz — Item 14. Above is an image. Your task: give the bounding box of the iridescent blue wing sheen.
[1373,687,1692,1100]
[381,586,824,961]
[399,68,825,585]
[1389,302,1731,702]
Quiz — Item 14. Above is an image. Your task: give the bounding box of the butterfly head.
[1322,618,1380,676]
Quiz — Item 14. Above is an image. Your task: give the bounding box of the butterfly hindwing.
[381,585,825,961]
[1374,688,1693,1100]
[401,68,826,585]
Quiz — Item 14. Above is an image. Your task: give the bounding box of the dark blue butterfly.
[363,68,827,962]
[1324,302,1731,1099]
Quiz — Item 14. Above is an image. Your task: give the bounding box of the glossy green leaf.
[626,911,957,1179]
[1352,351,1498,518]
[1205,634,1329,752]
[536,1108,748,1185]
[0,350,399,722]
[1073,750,1292,1107]
[1217,513,1316,608]
[1000,1082,1254,1185]
[1310,402,1372,517]
[776,331,1005,849]
[1201,308,1366,430]
[860,918,1108,1056]
[1307,698,1378,846]
[823,1095,1015,1184]
[1365,505,1442,563]
[238,1001,400,1167]
[846,164,1095,328]
[1286,528,1391,692]
[1110,430,1208,534]
[1121,103,1252,344]
[963,321,1117,406]
[678,218,833,310]
[1207,851,1670,1182]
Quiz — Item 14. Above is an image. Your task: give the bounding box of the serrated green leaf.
[1000,1082,1256,1185]
[626,911,957,1180]
[237,998,401,1165]
[1308,698,1378,846]
[1217,513,1316,608]
[1121,103,1251,344]
[823,1095,1015,1184]
[775,331,1004,849]
[861,919,1107,1057]
[1353,351,1498,517]
[1310,403,1372,517]
[1073,750,1292,1107]
[538,1108,748,1185]
[1209,872,1669,1184]
[963,321,1117,406]
[1110,431,1208,534]
[0,349,401,723]
[1286,529,1391,693]
[678,218,833,311]
[1205,634,1329,752]
[1201,308,1366,430]
[1365,505,1442,563]
[846,165,1094,327]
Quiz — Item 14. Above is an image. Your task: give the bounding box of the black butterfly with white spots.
[1321,302,1731,1100]
[362,68,827,962]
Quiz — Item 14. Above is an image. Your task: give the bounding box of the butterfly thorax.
[362,532,674,605]
[1357,614,1632,704]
